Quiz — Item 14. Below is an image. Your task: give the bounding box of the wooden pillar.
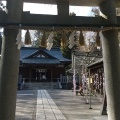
[0,29,20,120]
[6,0,23,23]
[0,0,23,120]
[0,33,2,52]
[101,93,107,115]
[99,1,120,120]
[57,0,69,16]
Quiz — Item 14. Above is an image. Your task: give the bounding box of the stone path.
[15,90,108,120]
[16,90,37,120]
[36,90,66,120]
[48,90,108,120]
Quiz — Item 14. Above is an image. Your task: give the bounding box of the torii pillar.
[0,0,23,120]
[99,0,120,120]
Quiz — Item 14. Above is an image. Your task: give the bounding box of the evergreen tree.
[32,30,73,59]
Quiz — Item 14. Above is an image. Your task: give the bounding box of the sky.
[1,2,96,43]
[23,3,93,16]
[22,3,94,42]
[2,1,93,16]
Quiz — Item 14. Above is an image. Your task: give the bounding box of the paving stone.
[53,109,66,120]
[36,90,67,120]
[92,116,108,120]
[16,90,107,120]
[16,90,37,120]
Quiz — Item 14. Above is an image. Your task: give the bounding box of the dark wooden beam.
[0,11,120,27]
[21,12,108,26]
[21,0,120,7]
[2,0,120,7]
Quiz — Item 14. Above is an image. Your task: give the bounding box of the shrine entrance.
[0,0,120,120]
[36,69,47,81]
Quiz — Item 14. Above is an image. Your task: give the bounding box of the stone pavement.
[36,90,66,120]
[16,90,108,120]
[16,90,37,120]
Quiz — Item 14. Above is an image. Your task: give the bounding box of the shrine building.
[19,47,71,83]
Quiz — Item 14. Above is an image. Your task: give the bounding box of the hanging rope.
[95,32,101,47]
[46,32,54,50]
[0,32,2,51]
[79,30,85,46]
[68,31,76,49]
[4,25,120,32]
[16,29,24,49]
[24,30,32,45]
[61,32,68,48]
[40,31,47,48]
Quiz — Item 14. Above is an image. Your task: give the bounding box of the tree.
[32,30,73,59]
[53,32,61,47]
[31,30,42,47]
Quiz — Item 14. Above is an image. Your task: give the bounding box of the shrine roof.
[44,47,71,62]
[20,47,71,64]
[22,58,60,64]
[20,47,38,59]
[87,58,103,68]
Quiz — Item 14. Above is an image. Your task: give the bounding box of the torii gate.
[0,0,120,120]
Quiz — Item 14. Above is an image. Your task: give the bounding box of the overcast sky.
[1,2,96,44]
[23,3,93,16]
[2,1,93,16]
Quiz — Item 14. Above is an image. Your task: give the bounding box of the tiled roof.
[20,47,71,64]
[44,48,71,62]
[87,58,103,68]
[20,47,38,59]
[22,58,60,64]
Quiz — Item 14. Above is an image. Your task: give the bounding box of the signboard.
[37,69,47,72]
